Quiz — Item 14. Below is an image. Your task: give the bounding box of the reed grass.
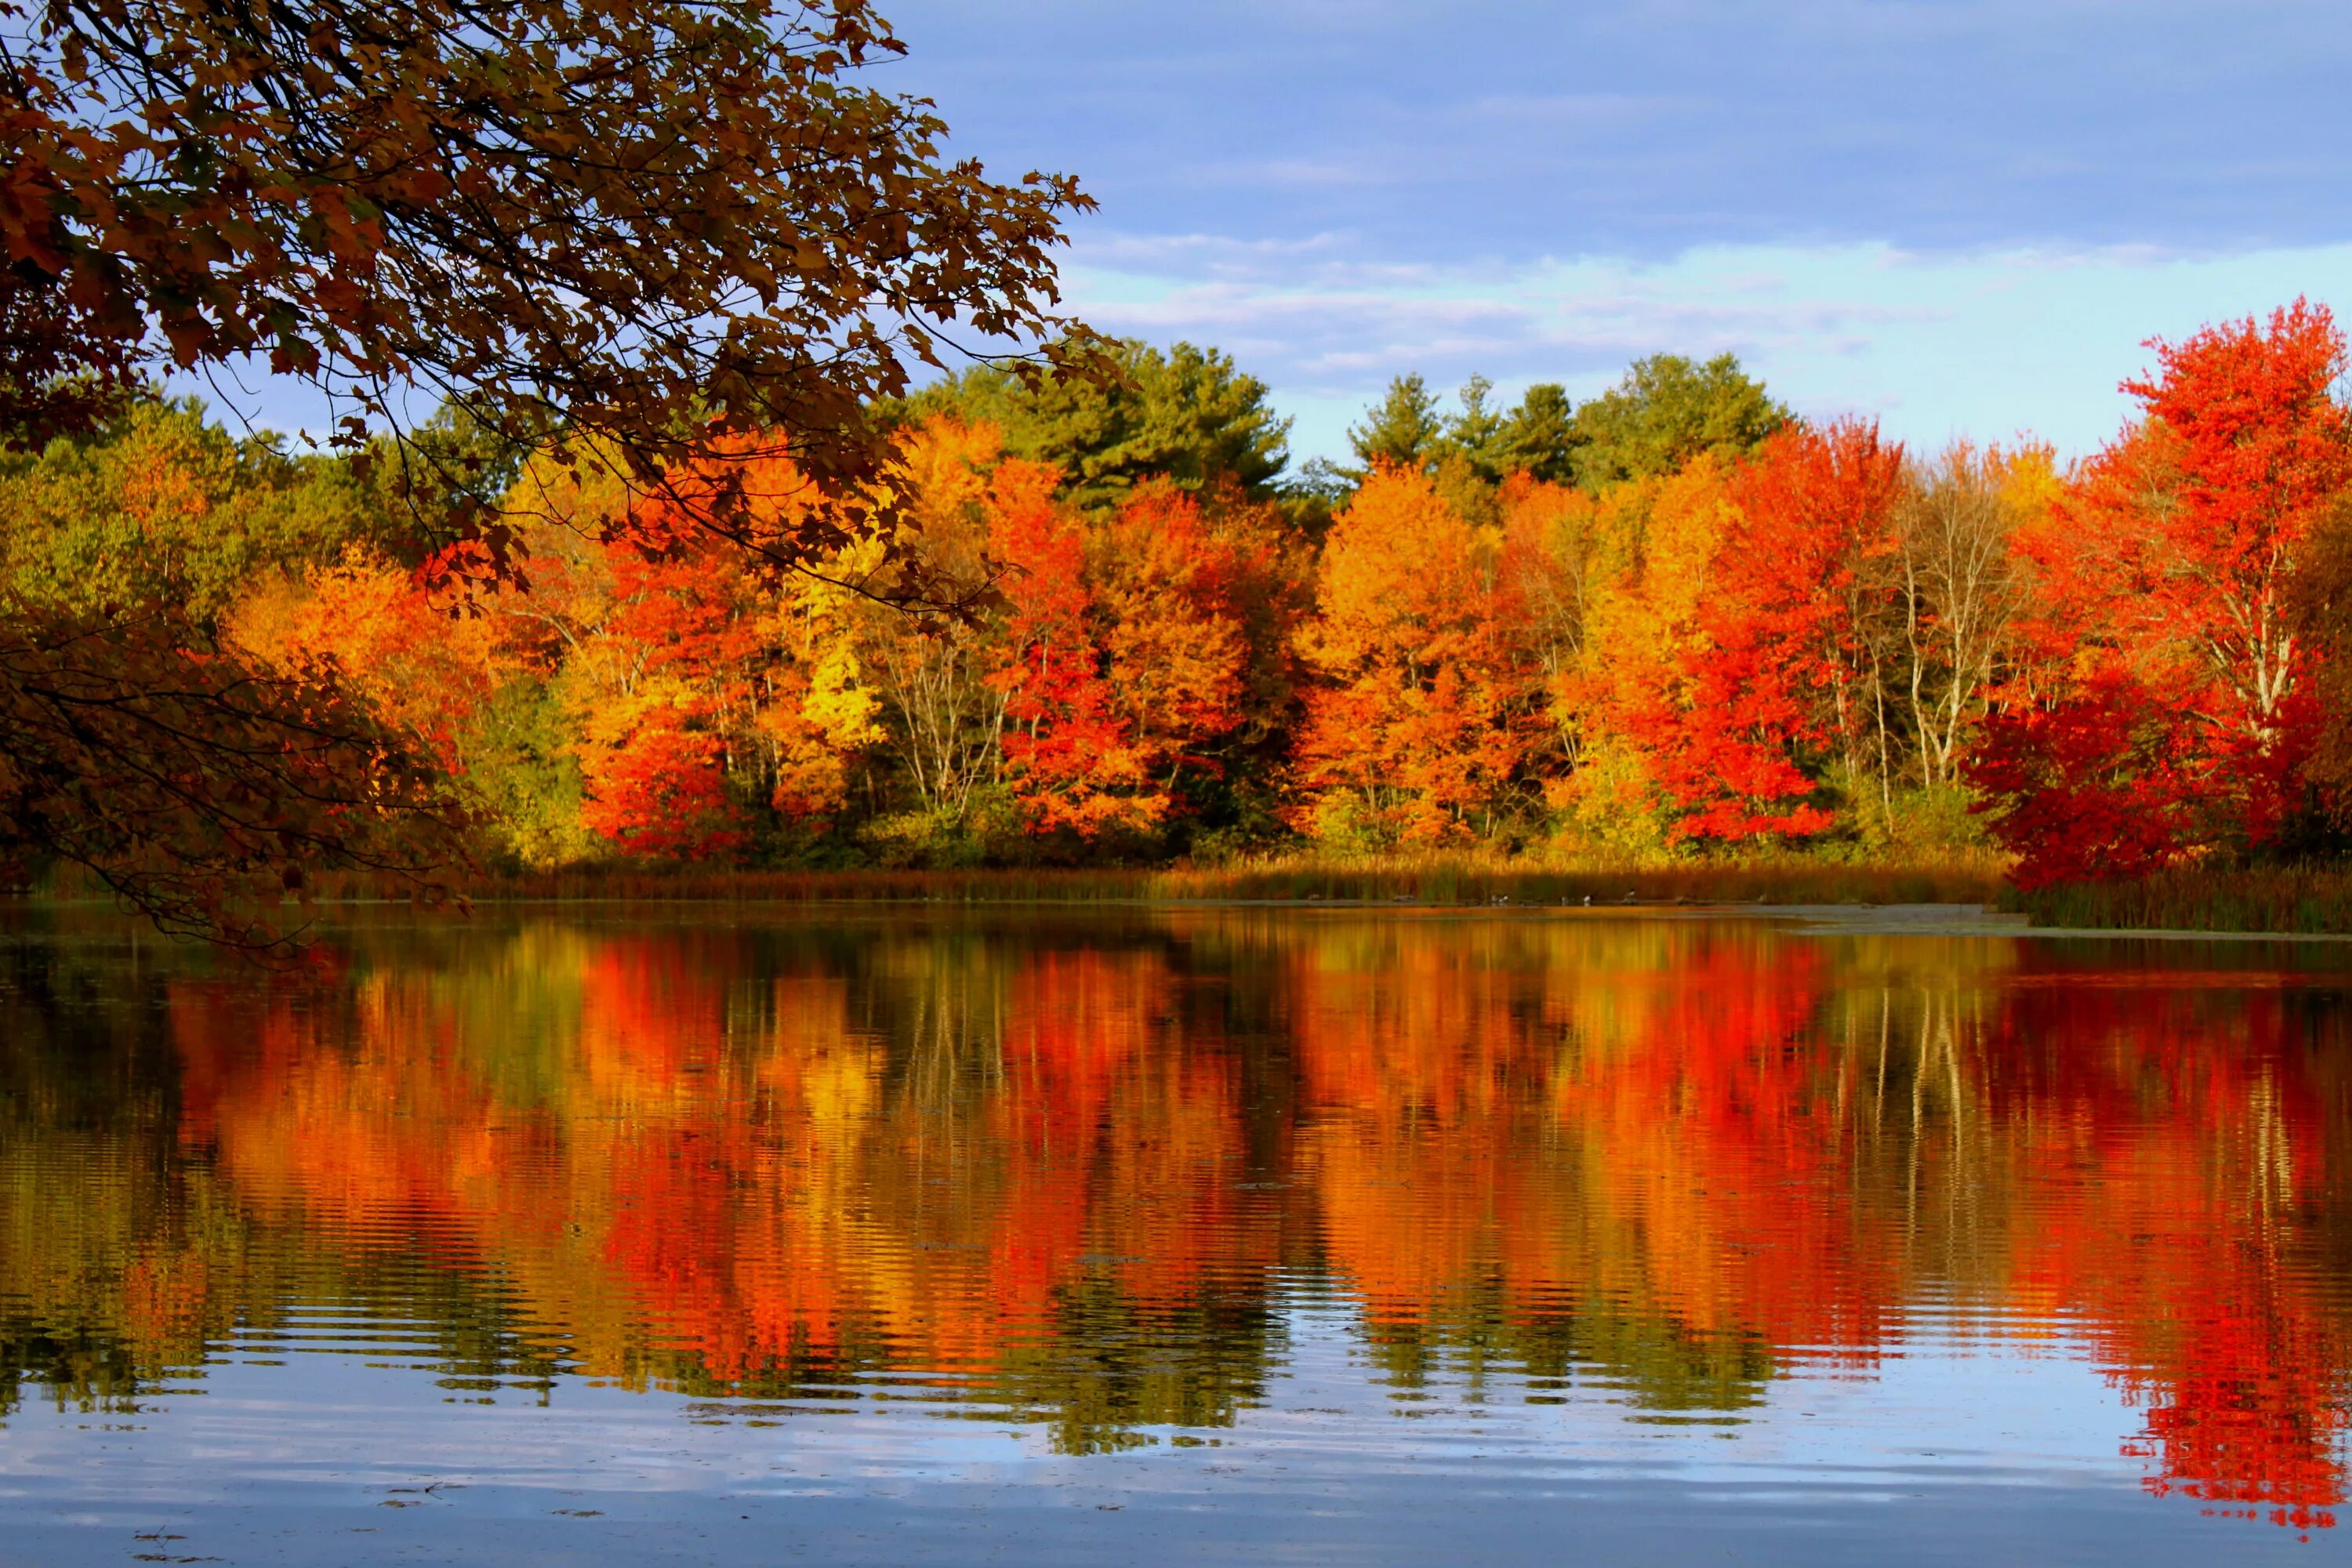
[73,847,2352,934]
[1997,864,2352,935]
[248,849,2011,911]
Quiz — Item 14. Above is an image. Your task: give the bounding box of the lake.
[3,905,2349,1565]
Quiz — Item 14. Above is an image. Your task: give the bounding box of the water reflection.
[2,911,2349,1530]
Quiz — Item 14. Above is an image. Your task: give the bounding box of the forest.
[9,299,2350,894]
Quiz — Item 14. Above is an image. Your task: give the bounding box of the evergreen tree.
[903,339,1290,509]
[1442,374,1512,481]
[1347,373,1445,473]
[1570,353,1788,490]
[1500,383,1580,485]
[1356,375,1581,486]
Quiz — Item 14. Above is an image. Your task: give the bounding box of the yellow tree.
[1552,460,1740,849]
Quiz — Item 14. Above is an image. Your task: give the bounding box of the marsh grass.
[1998,864,2352,935]
[251,849,2010,910]
[63,848,2352,934]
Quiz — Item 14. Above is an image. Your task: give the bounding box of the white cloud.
[1061,236,2352,463]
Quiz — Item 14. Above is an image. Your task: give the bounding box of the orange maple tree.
[1293,464,1544,844]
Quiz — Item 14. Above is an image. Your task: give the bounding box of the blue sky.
[877,0,2352,466]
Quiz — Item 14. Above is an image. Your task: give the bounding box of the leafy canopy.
[0,0,1094,571]
[0,0,1096,942]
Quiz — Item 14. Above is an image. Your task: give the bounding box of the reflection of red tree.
[1545,936,1899,1363]
[978,948,1246,1327]
[1987,975,2348,1530]
[1290,928,1899,1364]
[1287,927,2350,1527]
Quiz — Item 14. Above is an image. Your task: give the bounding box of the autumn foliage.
[0,0,1102,942]
[1293,463,1544,844]
[1976,302,2352,884]
[16,300,2352,894]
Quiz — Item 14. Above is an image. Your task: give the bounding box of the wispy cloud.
[1059,237,2352,463]
[889,1,2352,258]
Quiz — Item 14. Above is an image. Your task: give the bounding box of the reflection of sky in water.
[0,1317,2239,1562]
[3,909,2348,1563]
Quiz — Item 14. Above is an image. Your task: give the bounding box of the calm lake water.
[5,905,2351,1565]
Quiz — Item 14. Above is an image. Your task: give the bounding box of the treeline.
[9,303,2351,886]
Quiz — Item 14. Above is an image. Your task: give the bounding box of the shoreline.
[19,891,2352,942]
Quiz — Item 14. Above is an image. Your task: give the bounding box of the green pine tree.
[1569,353,1788,490]
[898,339,1290,510]
[1499,383,1580,485]
[1346,373,1444,473]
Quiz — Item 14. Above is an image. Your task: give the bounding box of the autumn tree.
[1552,422,1901,848]
[230,550,511,776]
[1091,483,1301,841]
[1893,443,2042,790]
[2109,300,2351,745]
[1562,458,1823,844]
[0,0,1093,935]
[1489,474,1614,779]
[1973,301,2352,882]
[985,462,1164,842]
[570,522,771,862]
[514,443,898,862]
[1294,465,1542,844]
[1720,419,1908,822]
[761,563,888,836]
[848,418,1014,844]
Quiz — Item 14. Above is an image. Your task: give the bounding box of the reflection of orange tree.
[1289,921,1894,1408]
[162,925,1268,1446]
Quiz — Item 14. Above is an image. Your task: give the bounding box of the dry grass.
[45,850,2352,933]
[245,849,2011,910]
[1998,864,2352,935]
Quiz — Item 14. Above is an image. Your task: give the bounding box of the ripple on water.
[2,908,2350,1562]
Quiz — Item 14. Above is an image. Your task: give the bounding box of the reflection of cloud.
[1058,236,2352,464]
